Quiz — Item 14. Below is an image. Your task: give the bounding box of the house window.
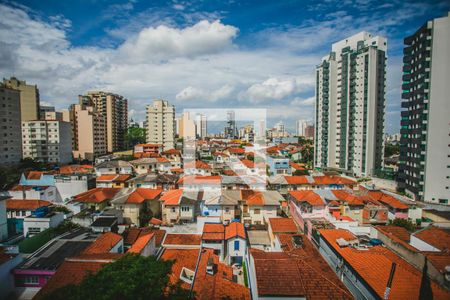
[21,210,26,216]
[225,207,230,213]
[254,209,261,214]
[234,240,240,251]
[28,227,41,235]
[171,207,176,213]
[24,276,39,284]
[181,206,190,212]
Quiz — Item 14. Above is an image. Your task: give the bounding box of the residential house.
[201,190,240,222]
[221,175,266,191]
[95,160,134,176]
[248,234,353,300]
[160,190,199,224]
[224,147,245,159]
[96,174,132,188]
[267,156,291,176]
[130,157,172,175]
[269,175,356,193]
[23,210,64,237]
[212,152,230,164]
[267,217,298,248]
[110,188,162,226]
[183,160,212,176]
[225,221,246,265]
[8,185,59,203]
[161,149,182,168]
[127,232,156,256]
[72,188,121,211]
[134,143,162,158]
[240,190,282,226]
[319,229,450,300]
[177,175,221,191]
[6,199,52,235]
[54,173,95,203]
[127,173,178,190]
[162,233,202,249]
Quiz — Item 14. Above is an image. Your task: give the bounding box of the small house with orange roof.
[212,151,230,164]
[183,160,212,176]
[110,188,162,226]
[177,175,221,191]
[224,147,246,159]
[240,190,282,226]
[129,157,172,174]
[94,160,134,176]
[127,232,156,256]
[319,228,450,300]
[96,174,131,188]
[161,148,182,168]
[134,143,162,157]
[72,187,121,211]
[8,184,60,203]
[6,199,52,235]
[160,190,200,224]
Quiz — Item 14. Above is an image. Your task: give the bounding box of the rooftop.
[413,226,450,252]
[82,232,122,255]
[6,199,52,210]
[268,218,298,233]
[163,234,202,246]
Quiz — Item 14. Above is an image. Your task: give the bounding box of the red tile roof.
[289,161,306,170]
[184,160,212,170]
[269,218,298,233]
[368,191,409,210]
[225,222,245,240]
[160,189,183,205]
[376,226,418,252]
[313,175,356,185]
[289,190,325,206]
[320,229,450,299]
[227,147,245,154]
[284,176,309,184]
[74,188,120,204]
[162,148,181,155]
[332,190,366,206]
[128,233,155,254]
[246,192,264,206]
[156,157,170,163]
[9,185,50,191]
[58,165,93,174]
[163,234,202,246]
[202,223,225,241]
[82,232,123,254]
[177,175,221,185]
[149,217,162,225]
[192,248,251,300]
[6,199,51,210]
[413,226,450,251]
[96,174,118,181]
[113,174,132,183]
[123,228,166,247]
[126,188,162,204]
[135,143,162,147]
[160,248,200,290]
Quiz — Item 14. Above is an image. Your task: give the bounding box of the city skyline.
[1,1,449,133]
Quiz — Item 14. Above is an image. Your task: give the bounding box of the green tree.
[44,254,189,300]
[124,126,146,148]
[384,143,400,157]
[391,218,416,232]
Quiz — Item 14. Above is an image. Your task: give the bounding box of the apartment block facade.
[146,100,175,150]
[3,77,40,122]
[22,120,72,163]
[314,32,386,177]
[0,84,22,164]
[398,13,450,204]
[196,114,207,139]
[80,91,128,152]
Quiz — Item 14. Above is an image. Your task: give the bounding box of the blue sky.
[1,0,449,133]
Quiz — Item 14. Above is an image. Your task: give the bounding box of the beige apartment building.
[179,111,196,140]
[3,77,40,122]
[64,103,107,161]
[22,120,72,164]
[79,91,128,152]
[146,100,175,150]
[0,84,22,164]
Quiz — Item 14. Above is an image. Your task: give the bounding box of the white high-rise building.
[146,100,175,150]
[296,120,308,136]
[314,32,387,177]
[22,120,72,163]
[195,114,207,139]
[275,121,285,134]
[399,13,450,204]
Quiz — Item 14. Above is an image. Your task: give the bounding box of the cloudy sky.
[1,0,449,133]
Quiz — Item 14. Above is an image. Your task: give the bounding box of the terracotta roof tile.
[269,218,298,233]
[202,223,225,241]
[284,176,309,184]
[160,248,200,290]
[177,175,221,185]
[413,226,450,251]
[82,232,123,254]
[193,248,250,300]
[368,191,409,209]
[128,233,154,254]
[320,229,450,299]
[163,234,202,246]
[225,222,245,240]
[160,189,183,205]
[96,174,118,181]
[74,188,120,204]
[126,188,162,204]
[6,199,51,210]
[227,147,245,154]
[289,161,306,170]
[289,190,325,206]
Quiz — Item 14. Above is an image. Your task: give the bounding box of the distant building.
[296,119,308,136]
[22,120,72,163]
[304,125,314,139]
[146,100,175,150]
[65,102,107,161]
[196,114,207,139]
[39,105,55,120]
[2,77,40,122]
[224,110,237,139]
[315,32,387,177]
[0,84,22,164]
[398,13,450,205]
[179,112,196,140]
[79,91,128,152]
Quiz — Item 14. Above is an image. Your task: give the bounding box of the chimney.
[206,257,215,275]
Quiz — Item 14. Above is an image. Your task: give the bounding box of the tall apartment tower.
[0,84,22,164]
[80,91,128,152]
[296,119,308,136]
[225,110,237,139]
[179,112,196,140]
[398,13,450,204]
[146,100,175,150]
[196,114,207,139]
[314,32,387,177]
[3,77,40,122]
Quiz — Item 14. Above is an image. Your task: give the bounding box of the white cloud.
[291,96,315,106]
[118,20,238,62]
[176,84,235,102]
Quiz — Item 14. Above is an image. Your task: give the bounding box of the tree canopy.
[44,254,189,300]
